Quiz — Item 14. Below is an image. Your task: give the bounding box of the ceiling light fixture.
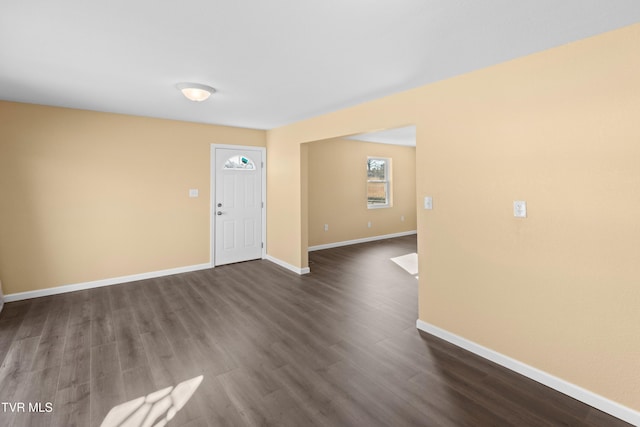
[176,83,216,102]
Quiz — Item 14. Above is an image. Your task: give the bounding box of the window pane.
[224,155,255,170]
[367,182,387,205]
[367,159,386,180]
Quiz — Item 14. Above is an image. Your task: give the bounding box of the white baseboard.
[3,263,212,302]
[308,230,417,252]
[264,255,310,275]
[416,320,640,426]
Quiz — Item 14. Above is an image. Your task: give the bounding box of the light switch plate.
[513,200,526,218]
[189,189,199,198]
[424,196,433,210]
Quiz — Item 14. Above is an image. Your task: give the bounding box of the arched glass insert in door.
[224,155,256,170]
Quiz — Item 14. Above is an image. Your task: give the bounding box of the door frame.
[210,144,267,267]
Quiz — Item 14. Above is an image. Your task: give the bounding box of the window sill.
[367,204,391,209]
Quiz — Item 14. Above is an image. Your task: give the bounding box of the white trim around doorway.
[210,144,267,268]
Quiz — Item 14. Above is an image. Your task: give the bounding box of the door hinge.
[261,201,264,208]
[261,242,264,248]
[261,161,264,168]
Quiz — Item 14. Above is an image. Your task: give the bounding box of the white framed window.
[367,157,391,208]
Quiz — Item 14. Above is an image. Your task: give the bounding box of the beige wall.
[307,138,416,246]
[0,101,265,295]
[266,24,640,412]
[266,135,306,268]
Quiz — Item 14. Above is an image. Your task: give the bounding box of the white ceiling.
[348,126,416,147]
[1,1,639,130]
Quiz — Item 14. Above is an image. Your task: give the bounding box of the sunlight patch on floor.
[390,252,418,276]
[101,375,203,427]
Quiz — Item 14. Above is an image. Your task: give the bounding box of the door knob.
[217,211,223,216]
[217,203,222,207]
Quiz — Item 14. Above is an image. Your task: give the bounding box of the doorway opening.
[303,125,417,274]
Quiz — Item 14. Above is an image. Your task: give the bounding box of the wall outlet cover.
[513,200,527,218]
[424,196,433,210]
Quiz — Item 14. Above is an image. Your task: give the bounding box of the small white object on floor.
[390,252,418,275]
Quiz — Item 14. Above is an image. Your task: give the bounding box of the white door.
[214,148,263,266]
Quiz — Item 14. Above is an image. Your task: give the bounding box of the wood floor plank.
[0,335,41,375]
[191,374,246,427]
[271,362,363,427]
[121,365,156,401]
[178,418,209,427]
[154,274,193,313]
[58,359,90,393]
[90,373,125,427]
[140,328,186,389]
[90,342,120,382]
[89,288,111,320]
[169,337,208,380]
[12,365,60,427]
[58,320,91,390]
[141,281,175,318]
[156,311,192,346]
[321,359,430,427]
[14,299,53,340]
[90,313,115,348]
[107,283,133,312]
[112,308,147,371]
[378,330,551,425]
[30,307,70,372]
[190,334,238,376]
[216,368,273,426]
[0,369,30,427]
[66,290,92,327]
[270,336,342,372]
[0,235,633,427]
[0,316,26,367]
[416,377,512,426]
[0,300,32,322]
[331,339,419,382]
[51,383,90,427]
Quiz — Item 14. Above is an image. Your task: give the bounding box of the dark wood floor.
[0,236,631,426]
